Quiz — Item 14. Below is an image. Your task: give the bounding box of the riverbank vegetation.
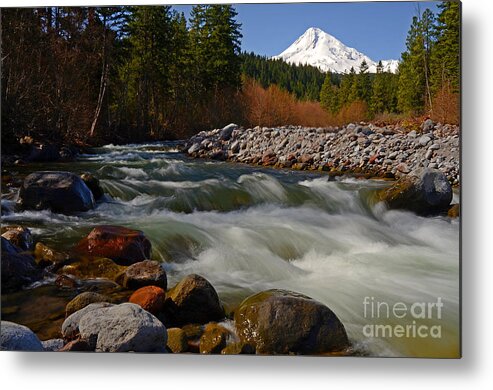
[1,3,459,151]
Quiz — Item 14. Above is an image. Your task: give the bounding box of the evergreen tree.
[431,1,460,93]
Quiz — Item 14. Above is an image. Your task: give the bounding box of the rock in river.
[129,286,166,315]
[1,237,43,293]
[163,274,224,327]
[234,289,349,355]
[17,171,95,213]
[115,260,167,290]
[0,321,44,351]
[62,302,167,352]
[1,225,34,251]
[375,168,453,215]
[74,225,152,266]
[65,291,111,317]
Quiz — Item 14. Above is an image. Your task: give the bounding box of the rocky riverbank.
[184,120,460,185]
[1,220,350,354]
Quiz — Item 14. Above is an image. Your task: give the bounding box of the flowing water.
[1,142,460,357]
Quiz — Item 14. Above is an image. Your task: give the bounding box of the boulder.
[1,225,34,250]
[115,260,167,290]
[199,322,232,354]
[375,168,453,215]
[62,302,114,340]
[17,171,95,213]
[80,173,104,201]
[234,289,349,355]
[41,338,65,351]
[219,123,238,141]
[74,225,152,265]
[163,274,224,327]
[0,321,44,351]
[1,237,43,293]
[166,328,188,353]
[129,286,166,315]
[65,292,111,317]
[63,303,168,352]
[59,256,126,281]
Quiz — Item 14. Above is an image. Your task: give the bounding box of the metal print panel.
[0,1,461,358]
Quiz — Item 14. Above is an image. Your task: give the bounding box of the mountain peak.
[272,27,398,74]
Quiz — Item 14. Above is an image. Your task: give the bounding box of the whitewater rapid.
[2,142,460,357]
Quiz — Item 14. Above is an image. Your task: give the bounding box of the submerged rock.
[115,260,167,290]
[34,242,69,267]
[1,225,34,251]
[234,289,349,355]
[375,168,453,215]
[59,256,126,281]
[74,225,152,266]
[163,274,224,327]
[17,171,95,213]
[0,321,44,351]
[63,303,167,352]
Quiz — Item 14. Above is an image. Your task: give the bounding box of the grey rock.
[78,303,167,352]
[219,123,238,141]
[1,321,43,351]
[62,302,114,340]
[42,338,65,351]
[422,119,435,132]
[188,143,200,154]
[419,135,432,146]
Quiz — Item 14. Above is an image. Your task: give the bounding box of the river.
[1,142,460,357]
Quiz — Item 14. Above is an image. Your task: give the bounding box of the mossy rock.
[34,242,69,267]
[199,323,231,354]
[65,292,111,317]
[166,328,188,353]
[59,257,126,281]
[234,289,349,355]
[448,203,460,218]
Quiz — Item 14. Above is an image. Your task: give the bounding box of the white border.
[1,0,492,388]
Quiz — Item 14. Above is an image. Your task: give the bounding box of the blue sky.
[173,1,441,61]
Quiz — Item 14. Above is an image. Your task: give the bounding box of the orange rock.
[74,225,151,266]
[129,286,166,314]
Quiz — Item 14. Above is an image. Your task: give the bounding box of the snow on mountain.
[272,27,399,74]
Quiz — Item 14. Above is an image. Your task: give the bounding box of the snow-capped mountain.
[272,27,399,74]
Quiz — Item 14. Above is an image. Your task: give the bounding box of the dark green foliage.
[240,52,327,101]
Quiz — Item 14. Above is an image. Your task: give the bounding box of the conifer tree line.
[1,5,243,147]
[320,1,460,123]
[1,3,460,150]
[240,52,327,101]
